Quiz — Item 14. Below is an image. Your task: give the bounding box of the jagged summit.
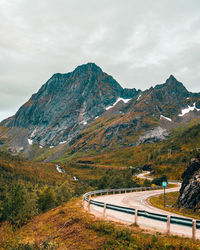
[168,74,176,80]
[74,62,102,73]
[154,74,189,97]
[166,74,186,88]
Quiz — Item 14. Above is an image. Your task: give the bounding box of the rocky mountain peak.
[74,62,102,74]
[165,74,187,91]
[152,75,189,105]
[1,63,139,146]
[168,74,176,81]
[155,74,188,93]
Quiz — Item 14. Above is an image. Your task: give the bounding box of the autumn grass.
[1,198,200,249]
[58,119,200,181]
[0,150,72,186]
[149,191,200,220]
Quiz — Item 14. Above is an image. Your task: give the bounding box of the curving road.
[89,173,200,239]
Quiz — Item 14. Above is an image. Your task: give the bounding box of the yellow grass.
[149,191,200,220]
[0,198,200,249]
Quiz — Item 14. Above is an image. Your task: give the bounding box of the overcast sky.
[0,0,200,122]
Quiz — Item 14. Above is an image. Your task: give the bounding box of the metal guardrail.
[138,210,167,222]
[84,186,161,200]
[83,186,200,238]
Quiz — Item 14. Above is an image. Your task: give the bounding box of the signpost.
[162,182,167,207]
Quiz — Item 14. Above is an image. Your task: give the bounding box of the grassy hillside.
[65,119,200,180]
[1,198,200,249]
[1,114,200,181]
[0,150,143,229]
[0,151,70,186]
[150,192,200,220]
[2,118,200,182]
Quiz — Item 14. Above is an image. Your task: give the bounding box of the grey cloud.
[0,0,200,122]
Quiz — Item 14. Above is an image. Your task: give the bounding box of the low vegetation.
[149,192,200,221]
[0,151,76,227]
[71,120,200,180]
[1,198,200,249]
[0,151,142,228]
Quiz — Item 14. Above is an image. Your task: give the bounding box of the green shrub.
[56,181,73,204]
[152,175,167,186]
[2,183,37,226]
[37,186,57,212]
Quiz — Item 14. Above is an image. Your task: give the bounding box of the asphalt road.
[89,173,200,239]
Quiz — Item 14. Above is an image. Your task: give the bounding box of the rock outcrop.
[178,158,200,210]
[137,127,169,145]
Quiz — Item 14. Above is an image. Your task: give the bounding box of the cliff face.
[178,158,200,210]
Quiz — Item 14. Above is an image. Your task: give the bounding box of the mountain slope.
[63,119,200,180]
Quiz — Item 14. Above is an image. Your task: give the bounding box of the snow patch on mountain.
[56,165,65,173]
[28,138,33,145]
[106,98,131,110]
[59,141,67,145]
[178,103,200,117]
[30,128,38,138]
[160,115,172,122]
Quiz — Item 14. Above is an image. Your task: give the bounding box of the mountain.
[0,63,200,160]
[63,75,200,155]
[1,63,139,147]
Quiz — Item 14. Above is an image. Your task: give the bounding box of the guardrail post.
[192,220,196,240]
[135,209,138,225]
[107,192,108,195]
[87,199,91,212]
[167,215,170,234]
[103,203,106,217]
[83,196,85,208]
[113,191,115,194]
